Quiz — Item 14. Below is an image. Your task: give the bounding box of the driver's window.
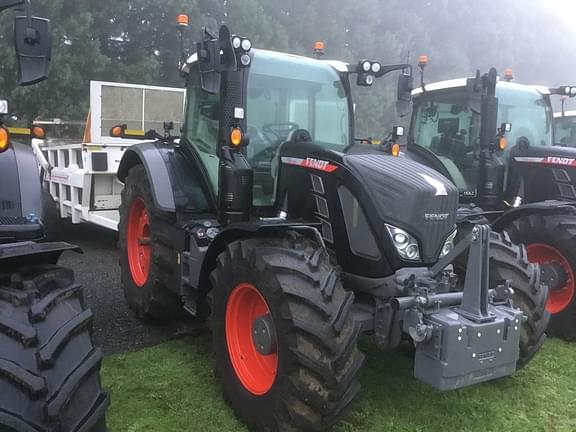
[412,93,479,194]
[181,67,220,192]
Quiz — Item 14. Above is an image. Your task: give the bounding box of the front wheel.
[504,213,576,341]
[488,232,550,368]
[456,231,550,368]
[209,235,364,432]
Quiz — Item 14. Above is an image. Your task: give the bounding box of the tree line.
[0,0,574,136]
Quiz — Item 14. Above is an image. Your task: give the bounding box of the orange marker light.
[0,127,9,153]
[177,14,189,27]
[31,126,45,139]
[110,126,123,138]
[391,143,400,156]
[230,127,243,146]
[418,55,428,66]
[503,68,513,81]
[313,41,325,58]
[498,137,507,151]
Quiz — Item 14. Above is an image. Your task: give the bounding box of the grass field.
[102,335,576,432]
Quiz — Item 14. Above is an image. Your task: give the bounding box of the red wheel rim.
[527,243,575,314]
[225,283,278,395]
[127,197,151,287]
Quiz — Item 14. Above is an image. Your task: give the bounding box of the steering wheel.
[262,122,299,141]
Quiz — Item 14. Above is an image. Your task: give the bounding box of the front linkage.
[367,224,524,390]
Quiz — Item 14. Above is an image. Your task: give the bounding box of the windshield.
[247,50,349,153]
[496,84,552,148]
[410,89,480,194]
[554,115,576,147]
[247,51,350,206]
[410,83,553,196]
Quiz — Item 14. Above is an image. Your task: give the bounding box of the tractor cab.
[181,48,352,209]
[408,78,554,202]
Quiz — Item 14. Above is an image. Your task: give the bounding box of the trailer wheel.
[118,164,183,320]
[488,232,550,367]
[209,234,364,432]
[0,265,109,431]
[504,213,576,340]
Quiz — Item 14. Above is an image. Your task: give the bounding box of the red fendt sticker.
[515,156,576,167]
[281,157,338,173]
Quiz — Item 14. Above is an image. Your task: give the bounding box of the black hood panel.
[509,144,576,203]
[343,153,458,261]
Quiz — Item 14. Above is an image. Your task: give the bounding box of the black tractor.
[0,1,109,430]
[406,61,576,340]
[114,22,548,431]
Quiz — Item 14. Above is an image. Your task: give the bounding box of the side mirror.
[0,100,8,115]
[14,15,51,86]
[396,72,413,117]
[466,70,483,114]
[0,0,23,12]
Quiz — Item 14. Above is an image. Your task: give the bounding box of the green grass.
[102,336,576,432]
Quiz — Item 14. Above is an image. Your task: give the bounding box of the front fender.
[491,201,576,231]
[196,220,323,290]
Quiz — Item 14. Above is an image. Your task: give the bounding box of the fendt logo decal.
[281,157,338,173]
[546,157,576,166]
[418,173,448,196]
[424,213,449,221]
[514,156,576,167]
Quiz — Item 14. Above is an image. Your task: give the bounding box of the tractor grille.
[0,200,15,210]
[0,216,29,225]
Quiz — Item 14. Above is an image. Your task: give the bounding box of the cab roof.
[412,78,550,97]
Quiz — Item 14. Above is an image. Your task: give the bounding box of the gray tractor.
[0,1,109,431]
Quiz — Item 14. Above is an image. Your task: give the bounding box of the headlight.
[440,229,457,258]
[386,224,420,261]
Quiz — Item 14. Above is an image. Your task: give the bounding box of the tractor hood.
[343,153,458,262]
[509,144,576,202]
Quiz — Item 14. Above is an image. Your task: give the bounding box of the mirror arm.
[374,63,412,78]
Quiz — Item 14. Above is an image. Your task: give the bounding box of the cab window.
[410,90,480,194]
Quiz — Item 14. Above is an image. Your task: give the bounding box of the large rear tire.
[118,164,183,320]
[504,213,576,340]
[209,234,364,431]
[0,265,109,431]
